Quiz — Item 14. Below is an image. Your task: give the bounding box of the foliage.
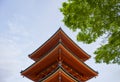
[60,0,120,64]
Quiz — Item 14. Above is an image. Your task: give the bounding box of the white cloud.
[7,20,29,37]
[0,18,33,81]
[0,32,34,82]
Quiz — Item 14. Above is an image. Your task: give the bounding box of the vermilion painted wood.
[29,28,90,62]
[21,28,98,82]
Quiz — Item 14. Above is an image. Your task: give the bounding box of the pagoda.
[21,28,98,82]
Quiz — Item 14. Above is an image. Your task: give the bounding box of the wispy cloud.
[0,36,21,75]
[0,30,33,82]
[7,15,29,37]
[0,13,34,82]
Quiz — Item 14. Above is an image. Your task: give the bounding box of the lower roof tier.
[22,62,95,82]
[21,44,98,81]
[39,66,80,82]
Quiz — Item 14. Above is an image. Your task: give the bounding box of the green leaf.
[60,0,120,64]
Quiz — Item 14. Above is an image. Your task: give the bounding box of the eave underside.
[39,66,80,82]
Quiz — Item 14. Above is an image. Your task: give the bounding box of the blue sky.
[0,0,120,82]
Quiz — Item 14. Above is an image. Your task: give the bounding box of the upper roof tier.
[29,28,90,61]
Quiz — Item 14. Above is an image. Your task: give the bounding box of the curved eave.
[21,44,60,81]
[21,43,97,81]
[60,28,90,61]
[29,28,90,61]
[60,44,98,80]
[39,66,80,82]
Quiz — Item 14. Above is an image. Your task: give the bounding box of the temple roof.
[29,28,90,61]
[21,43,98,82]
[21,28,98,82]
